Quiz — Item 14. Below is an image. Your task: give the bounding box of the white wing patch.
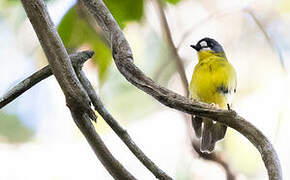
[225,86,236,109]
[225,92,233,104]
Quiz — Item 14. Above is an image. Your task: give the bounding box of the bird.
[189,37,237,153]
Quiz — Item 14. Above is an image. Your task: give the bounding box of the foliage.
[0,111,34,143]
[166,0,182,4]
[58,5,111,82]
[57,0,144,82]
[103,0,144,29]
[1,0,182,83]
[57,0,182,82]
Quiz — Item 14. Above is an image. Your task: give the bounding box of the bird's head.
[190,38,224,54]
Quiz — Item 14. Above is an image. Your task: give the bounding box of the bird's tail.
[200,118,214,152]
[212,122,227,142]
[191,115,202,138]
[192,116,227,153]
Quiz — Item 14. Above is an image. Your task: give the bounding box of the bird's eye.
[199,41,207,47]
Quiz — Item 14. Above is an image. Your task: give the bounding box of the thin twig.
[20,0,136,179]
[80,0,282,179]
[191,140,235,180]
[70,111,136,180]
[244,8,287,145]
[154,0,189,96]
[244,9,285,70]
[176,8,285,71]
[183,114,236,180]
[0,51,172,180]
[0,51,94,109]
[75,66,173,180]
[176,10,232,50]
[154,1,236,179]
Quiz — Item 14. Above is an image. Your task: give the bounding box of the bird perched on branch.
[189,38,237,153]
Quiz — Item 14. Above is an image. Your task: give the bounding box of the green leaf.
[0,111,34,143]
[58,5,112,82]
[103,0,144,28]
[166,0,181,4]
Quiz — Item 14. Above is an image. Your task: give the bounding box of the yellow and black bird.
[189,38,237,153]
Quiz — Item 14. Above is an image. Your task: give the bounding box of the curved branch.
[0,51,94,109]
[71,111,137,180]
[154,1,235,179]
[0,51,172,179]
[191,139,235,180]
[20,0,136,179]
[75,66,173,180]
[80,0,282,179]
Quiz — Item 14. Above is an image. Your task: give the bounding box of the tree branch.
[244,9,285,70]
[80,0,282,179]
[74,64,173,180]
[20,0,136,179]
[71,111,137,180]
[191,140,235,180]
[21,0,96,120]
[176,10,227,50]
[153,1,236,179]
[0,51,172,179]
[0,51,94,109]
[154,0,189,96]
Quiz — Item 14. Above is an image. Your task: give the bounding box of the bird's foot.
[227,103,231,110]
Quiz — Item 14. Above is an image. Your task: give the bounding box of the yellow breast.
[189,50,237,109]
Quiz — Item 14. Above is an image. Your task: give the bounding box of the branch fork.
[0,0,282,179]
[80,0,282,179]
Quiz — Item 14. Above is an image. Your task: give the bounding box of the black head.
[190,38,224,53]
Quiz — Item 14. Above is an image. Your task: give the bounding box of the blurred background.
[0,0,290,179]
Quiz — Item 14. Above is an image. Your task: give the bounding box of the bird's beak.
[190,44,201,51]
